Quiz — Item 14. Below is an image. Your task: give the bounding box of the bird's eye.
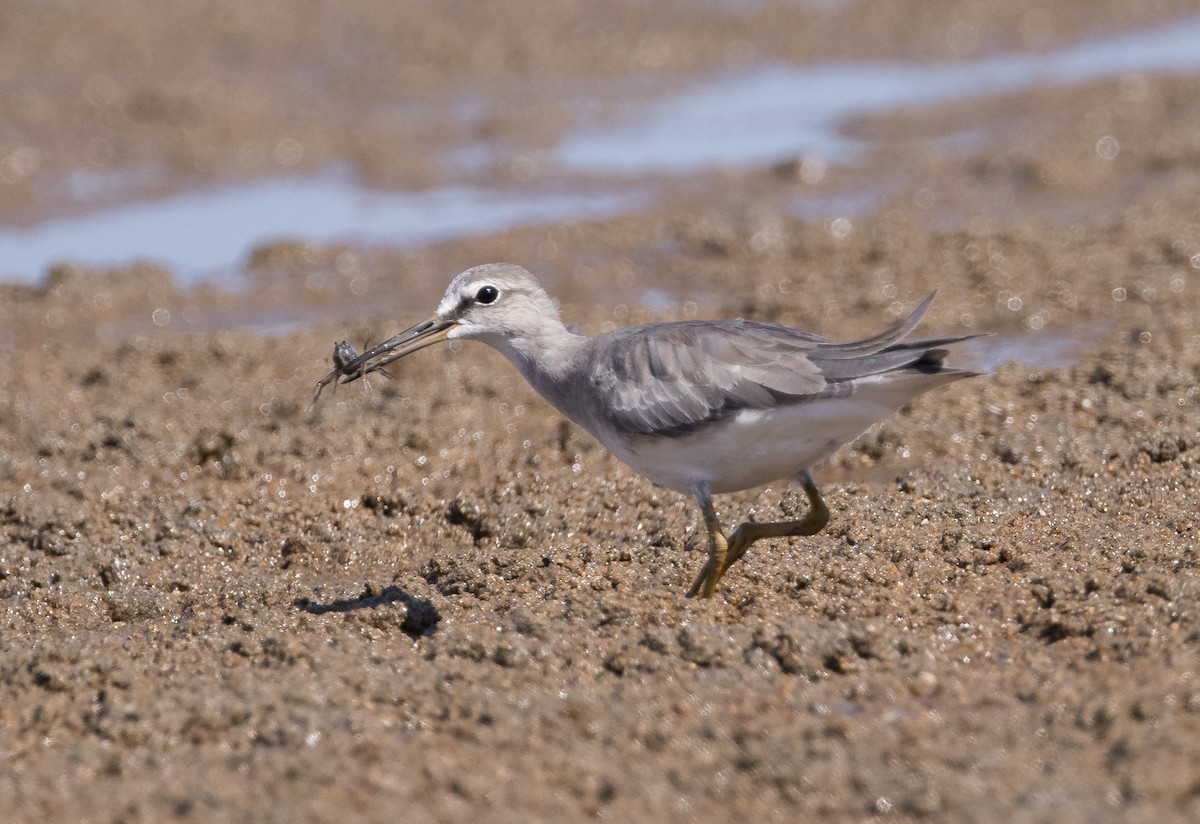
[475,285,499,305]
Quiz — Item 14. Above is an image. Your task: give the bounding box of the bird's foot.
[685,530,729,599]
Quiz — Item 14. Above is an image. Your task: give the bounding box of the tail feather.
[813,291,938,360]
[814,333,987,383]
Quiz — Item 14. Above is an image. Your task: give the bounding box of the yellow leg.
[686,470,830,599]
[686,492,728,599]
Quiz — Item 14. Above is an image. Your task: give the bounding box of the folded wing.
[589,292,976,436]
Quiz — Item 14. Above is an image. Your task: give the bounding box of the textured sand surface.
[3,3,1200,822]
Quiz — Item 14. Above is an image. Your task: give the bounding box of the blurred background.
[2,0,1200,343]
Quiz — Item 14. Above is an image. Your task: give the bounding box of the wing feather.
[587,293,978,437]
[590,320,825,436]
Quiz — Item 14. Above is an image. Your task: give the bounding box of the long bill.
[312,316,457,403]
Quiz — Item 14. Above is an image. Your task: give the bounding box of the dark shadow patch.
[294,583,440,638]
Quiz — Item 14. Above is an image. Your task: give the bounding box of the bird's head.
[313,263,564,395]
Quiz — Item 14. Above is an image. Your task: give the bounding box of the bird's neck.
[501,320,587,376]
[485,320,591,411]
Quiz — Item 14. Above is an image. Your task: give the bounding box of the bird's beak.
[313,315,457,401]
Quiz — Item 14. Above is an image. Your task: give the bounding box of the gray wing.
[590,319,827,436]
[590,292,974,436]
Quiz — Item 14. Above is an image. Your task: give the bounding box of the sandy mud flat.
[3,2,1200,822]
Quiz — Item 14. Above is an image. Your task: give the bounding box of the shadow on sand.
[294,583,440,638]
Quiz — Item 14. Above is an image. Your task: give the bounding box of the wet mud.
[3,2,1200,822]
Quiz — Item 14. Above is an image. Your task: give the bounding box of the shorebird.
[314,263,981,598]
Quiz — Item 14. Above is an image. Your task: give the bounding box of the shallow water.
[557,15,1200,173]
[0,171,644,287]
[2,16,1197,304]
[959,323,1111,372]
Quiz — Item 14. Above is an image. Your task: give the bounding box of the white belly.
[593,383,910,495]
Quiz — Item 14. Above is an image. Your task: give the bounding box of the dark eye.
[475,285,499,304]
